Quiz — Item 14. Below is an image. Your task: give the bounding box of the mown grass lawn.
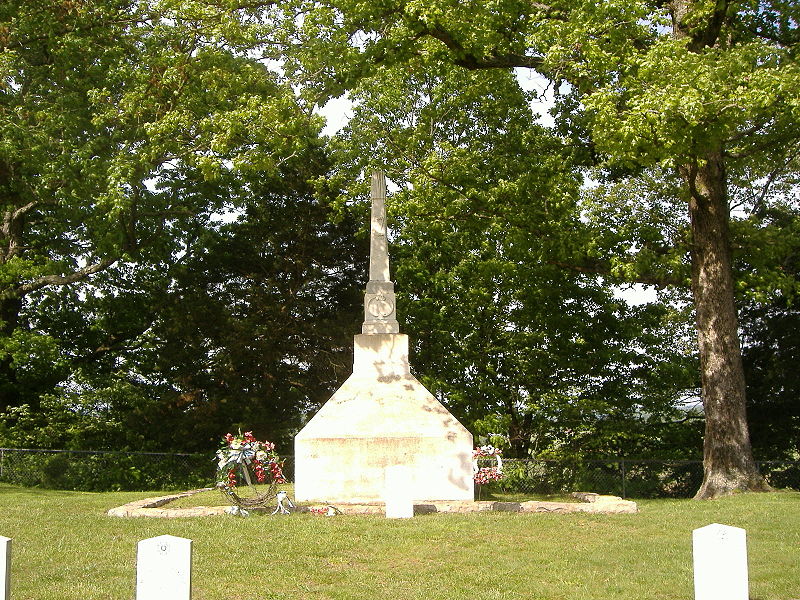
[0,484,797,599]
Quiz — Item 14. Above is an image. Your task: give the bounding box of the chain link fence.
[481,458,800,499]
[0,448,213,492]
[0,448,797,497]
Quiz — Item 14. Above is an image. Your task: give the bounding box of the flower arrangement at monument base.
[215,430,286,509]
[473,445,504,497]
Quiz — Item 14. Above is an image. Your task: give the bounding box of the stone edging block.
[108,489,638,518]
[107,488,227,518]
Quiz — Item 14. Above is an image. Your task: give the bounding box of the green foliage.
[0,383,158,450]
[1,0,797,473]
[277,0,800,487]
[0,451,210,491]
[480,458,706,499]
[304,56,700,459]
[0,165,365,452]
[402,246,701,458]
[0,0,319,412]
[136,171,366,450]
[582,36,799,167]
[0,0,369,454]
[741,291,800,460]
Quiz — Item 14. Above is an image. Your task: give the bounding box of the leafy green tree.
[0,0,315,412]
[398,232,702,459]
[138,170,367,451]
[279,0,799,497]
[310,60,700,459]
[739,203,800,460]
[0,159,367,453]
[741,298,800,460]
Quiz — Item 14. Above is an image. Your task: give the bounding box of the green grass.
[480,491,581,503]
[0,484,798,599]
[164,487,231,508]
[165,486,574,508]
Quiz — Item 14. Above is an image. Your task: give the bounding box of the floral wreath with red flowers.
[216,431,286,501]
[472,445,504,485]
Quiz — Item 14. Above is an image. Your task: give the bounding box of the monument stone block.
[295,170,473,503]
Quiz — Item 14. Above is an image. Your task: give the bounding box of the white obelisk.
[294,170,474,503]
[362,172,399,335]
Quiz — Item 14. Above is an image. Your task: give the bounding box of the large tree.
[0,0,316,412]
[318,61,700,459]
[138,169,366,451]
[0,163,367,453]
[279,0,799,497]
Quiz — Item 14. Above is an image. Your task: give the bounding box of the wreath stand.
[473,446,504,500]
[216,464,282,510]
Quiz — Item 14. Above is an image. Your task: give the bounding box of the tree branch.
[19,257,117,295]
[424,24,545,71]
[546,258,684,288]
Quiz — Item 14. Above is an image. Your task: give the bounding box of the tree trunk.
[682,150,770,499]
[0,294,22,413]
[0,166,24,413]
[507,408,533,458]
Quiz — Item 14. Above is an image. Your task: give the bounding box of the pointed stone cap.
[363,170,400,334]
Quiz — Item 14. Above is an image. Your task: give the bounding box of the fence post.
[0,536,10,600]
[620,459,627,499]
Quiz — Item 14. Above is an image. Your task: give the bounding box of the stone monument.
[294,171,474,503]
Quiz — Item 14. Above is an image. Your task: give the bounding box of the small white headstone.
[692,523,748,600]
[384,465,414,519]
[136,535,192,600]
[0,536,10,600]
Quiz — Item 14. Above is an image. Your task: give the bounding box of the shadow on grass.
[477,490,581,503]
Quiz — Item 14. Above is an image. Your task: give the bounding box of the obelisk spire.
[362,171,400,334]
[369,171,390,281]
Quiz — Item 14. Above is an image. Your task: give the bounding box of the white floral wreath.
[472,445,503,484]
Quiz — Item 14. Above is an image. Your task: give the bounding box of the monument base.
[294,334,474,503]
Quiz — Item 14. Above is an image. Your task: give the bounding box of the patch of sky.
[316,93,355,137]
[612,283,658,306]
[514,67,560,128]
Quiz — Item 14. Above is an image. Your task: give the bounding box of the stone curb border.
[337,493,638,515]
[108,490,638,518]
[107,488,228,518]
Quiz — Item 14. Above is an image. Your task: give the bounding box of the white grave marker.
[0,536,10,600]
[384,465,414,518]
[136,535,192,600]
[692,523,748,600]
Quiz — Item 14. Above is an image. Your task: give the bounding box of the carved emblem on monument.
[367,293,394,320]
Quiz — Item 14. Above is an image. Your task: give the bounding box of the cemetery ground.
[0,484,798,599]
